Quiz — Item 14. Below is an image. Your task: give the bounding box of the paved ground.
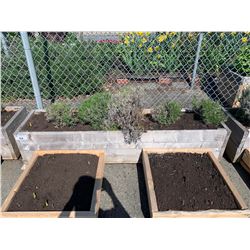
[1,159,23,205]
[1,157,250,216]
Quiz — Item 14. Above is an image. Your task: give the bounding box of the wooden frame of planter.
[224,110,250,163]
[142,148,250,218]
[240,148,250,174]
[1,106,28,159]
[0,150,105,218]
[14,110,231,165]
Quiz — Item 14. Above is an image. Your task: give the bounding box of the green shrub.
[46,101,78,127]
[192,98,227,126]
[153,101,182,125]
[233,45,250,76]
[104,86,143,143]
[78,92,111,129]
[1,33,116,101]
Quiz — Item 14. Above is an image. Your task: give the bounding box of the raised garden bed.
[224,109,250,163]
[1,106,28,159]
[142,148,249,218]
[240,148,250,174]
[0,150,105,218]
[14,110,230,165]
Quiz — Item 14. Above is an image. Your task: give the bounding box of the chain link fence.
[1,32,250,110]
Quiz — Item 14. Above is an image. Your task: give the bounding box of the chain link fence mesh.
[1,32,250,110]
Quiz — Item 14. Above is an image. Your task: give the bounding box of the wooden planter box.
[1,106,28,159]
[240,148,250,174]
[14,110,230,165]
[224,111,250,163]
[142,148,249,218]
[0,150,105,218]
[216,69,250,107]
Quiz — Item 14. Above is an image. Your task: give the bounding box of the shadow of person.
[59,175,95,218]
[98,178,130,218]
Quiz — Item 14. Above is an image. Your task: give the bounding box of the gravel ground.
[1,157,250,216]
[99,164,150,218]
[1,159,23,205]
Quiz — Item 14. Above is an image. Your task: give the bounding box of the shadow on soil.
[59,176,96,218]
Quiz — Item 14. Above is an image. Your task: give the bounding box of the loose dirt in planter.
[148,153,239,211]
[142,113,219,130]
[22,112,219,132]
[22,113,95,131]
[1,111,16,126]
[7,154,98,211]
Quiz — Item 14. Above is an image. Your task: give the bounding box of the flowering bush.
[118,32,200,75]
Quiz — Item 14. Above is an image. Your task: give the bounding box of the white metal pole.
[0,32,10,57]
[191,32,203,88]
[20,32,43,109]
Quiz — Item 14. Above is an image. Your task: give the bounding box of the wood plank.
[240,149,250,174]
[153,210,250,218]
[142,148,248,218]
[142,150,158,217]
[1,150,105,218]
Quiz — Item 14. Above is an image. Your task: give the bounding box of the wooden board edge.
[35,149,104,157]
[90,152,105,217]
[152,209,250,218]
[143,148,213,155]
[240,148,250,174]
[0,210,96,218]
[142,150,158,217]
[208,152,248,209]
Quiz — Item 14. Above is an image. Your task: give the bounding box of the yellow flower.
[242,37,248,43]
[157,54,161,59]
[138,43,143,48]
[158,35,166,43]
[142,37,147,43]
[131,38,135,43]
[220,32,225,38]
[146,32,151,36]
[147,47,153,53]
[170,32,177,36]
[154,46,160,51]
[172,43,176,48]
[137,32,143,36]
[124,35,130,44]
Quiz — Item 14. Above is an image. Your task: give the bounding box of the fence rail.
[1,32,250,110]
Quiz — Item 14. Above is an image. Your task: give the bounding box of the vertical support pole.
[20,32,43,109]
[0,32,10,57]
[191,32,203,88]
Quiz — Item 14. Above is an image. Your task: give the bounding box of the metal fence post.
[20,32,43,109]
[0,32,10,57]
[191,32,203,88]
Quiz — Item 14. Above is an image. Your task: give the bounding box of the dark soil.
[7,154,99,212]
[148,153,240,211]
[22,113,95,131]
[142,113,219,130]
[1,111,16,126]
[22,112,218,132]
